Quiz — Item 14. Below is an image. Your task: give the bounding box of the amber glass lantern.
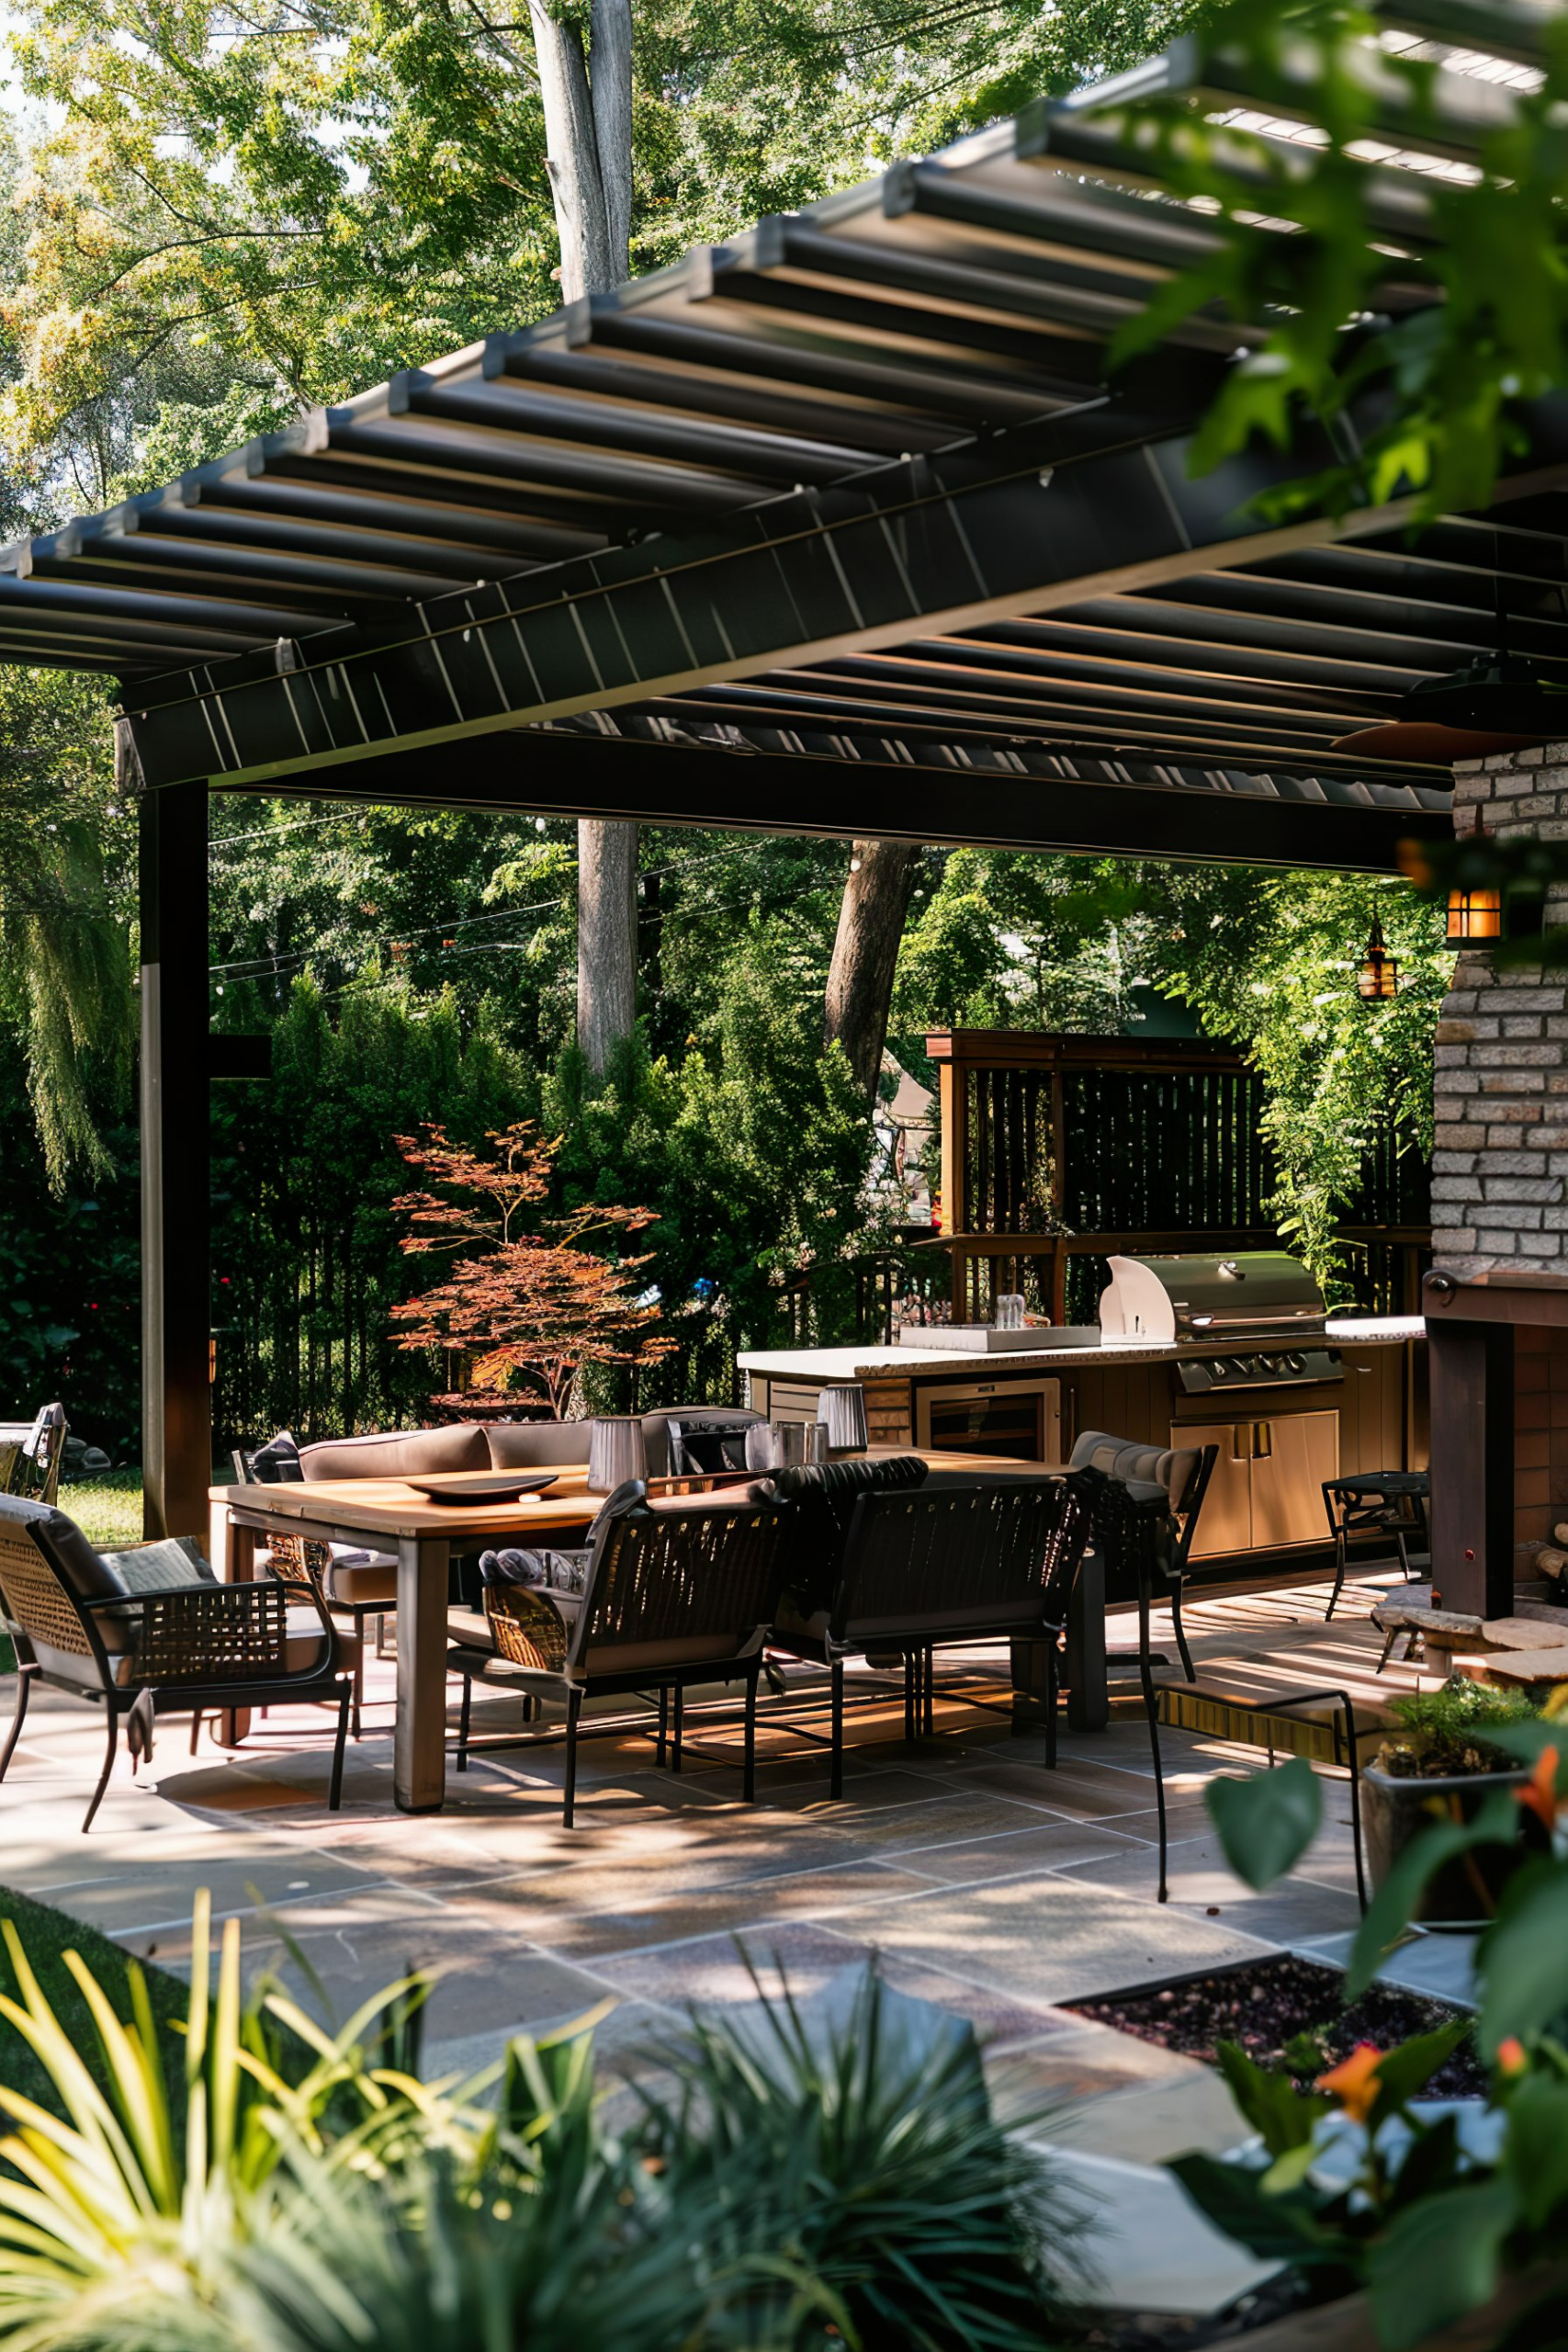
[1356,919,1399,1001]
[1446,887,1503,944]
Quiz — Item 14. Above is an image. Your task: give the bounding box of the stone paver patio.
[0,1571,1473,2319]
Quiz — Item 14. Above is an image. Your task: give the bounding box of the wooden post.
[937,1054,966,1317]
[138,777,211,1540]
[1427,1315,1514,1618]
[1049,1066,1067,1324]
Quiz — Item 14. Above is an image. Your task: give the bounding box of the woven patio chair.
[232,1440,397,1736]
[1066,1430,1217,1680]
[770,1475,1092,1797]
[446,1479,794,1826]
[0,1404,67,1506]
[0,1492,354,1831]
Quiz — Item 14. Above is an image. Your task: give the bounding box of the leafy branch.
[1104,0,1568,526]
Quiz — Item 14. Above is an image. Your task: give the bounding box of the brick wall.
[1431,744,1568,1273]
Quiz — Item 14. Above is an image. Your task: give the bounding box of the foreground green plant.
[1186,1722,1568,2347]
[0,1890,470,2352]
[637,1964,1058,2351]
[1376,1682,1543,1782]
[0,1900,1073,2352]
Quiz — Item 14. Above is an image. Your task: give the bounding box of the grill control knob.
[1225,1358,1253,1378]
[1283,1352,1306,1374]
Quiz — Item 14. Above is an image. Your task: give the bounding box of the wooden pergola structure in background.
[928,1030,1432,1327]
[0,0,1551,1536]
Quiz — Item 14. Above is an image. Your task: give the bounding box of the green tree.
[893,848,1446,1295]
[0,668,133,1185]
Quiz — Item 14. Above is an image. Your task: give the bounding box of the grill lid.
[1099,1252,1326,1345]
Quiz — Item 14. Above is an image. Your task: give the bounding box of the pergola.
[2,0,1554,1534]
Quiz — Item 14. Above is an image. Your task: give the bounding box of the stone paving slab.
[761,1871,1280,2007]
[445,1856,938,1959]
[1048,2149,1281,2317]
[1296,1926,1481,2008]
[1056,1832,1366,1942]
[1035,2064,1250,2165]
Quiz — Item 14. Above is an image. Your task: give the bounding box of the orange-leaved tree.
[389,1122,676,1417]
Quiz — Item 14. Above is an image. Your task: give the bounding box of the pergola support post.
[138,779,211,1539]
[1426,1313,1514,1620]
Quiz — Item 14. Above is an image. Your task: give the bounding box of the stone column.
[1431,744,1568,1272]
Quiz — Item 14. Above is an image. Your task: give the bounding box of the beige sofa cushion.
[299,1426,489,1481]
[323,1558,399,1604]
[483,1422,593,1470]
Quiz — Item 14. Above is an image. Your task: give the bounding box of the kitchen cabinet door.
[1179,1421,1255,1559]
[1247,1409,1339,1550]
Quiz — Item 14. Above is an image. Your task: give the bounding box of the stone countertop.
[737,1316,1426,1383]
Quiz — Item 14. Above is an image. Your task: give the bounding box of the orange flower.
[1516,1747,1561,1831]
[1316,2042,1384,2123]
[1496,2038,1529,2077]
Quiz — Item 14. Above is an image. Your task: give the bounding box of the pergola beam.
[122,414,1461,794]
[206,724,1446,871]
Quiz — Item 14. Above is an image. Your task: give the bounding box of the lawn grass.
[0,1882,188,2117]
[57,1469,146,1548]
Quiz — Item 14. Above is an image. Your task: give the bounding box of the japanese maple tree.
[389,1122,675,1417]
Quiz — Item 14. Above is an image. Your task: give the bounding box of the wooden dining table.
[210,1446,1066,1814]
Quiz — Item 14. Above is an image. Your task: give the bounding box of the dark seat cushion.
[250,1432,306,1483]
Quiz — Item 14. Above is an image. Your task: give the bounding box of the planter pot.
[1235,2265,1568,2350]
[1361,1759,1532,1926]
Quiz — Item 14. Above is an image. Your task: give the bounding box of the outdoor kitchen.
[742,1030,1430,1587]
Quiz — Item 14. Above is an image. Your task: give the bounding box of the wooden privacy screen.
[925,1032,1431,1324]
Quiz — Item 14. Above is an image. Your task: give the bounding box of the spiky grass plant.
[635,1963,1069,2351]
[0,1902,1077,2352]
[0,1890,480,2352]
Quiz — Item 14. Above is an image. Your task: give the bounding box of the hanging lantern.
[1356,919,1399,1001]
[1446,887,1503,944]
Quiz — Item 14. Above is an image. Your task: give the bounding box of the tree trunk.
[576,815,637,1073]
[588,0,632,274]
[528,0,620,300]
[529,0,638,1075]
[824,840,923,1101]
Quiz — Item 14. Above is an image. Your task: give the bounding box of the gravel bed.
[1065,1951,1484,2100]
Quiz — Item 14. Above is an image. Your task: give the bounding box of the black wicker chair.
[0,1492,355,1830]
[232,1441,397,1736]
[770,1475,1092,1797]
[1066,1430,1216,1679]
[446,1480,794,1826]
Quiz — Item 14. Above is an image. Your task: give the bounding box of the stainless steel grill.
[1099,1252,1342,1396]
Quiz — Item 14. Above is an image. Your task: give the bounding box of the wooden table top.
[212,1446,1060,1542]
